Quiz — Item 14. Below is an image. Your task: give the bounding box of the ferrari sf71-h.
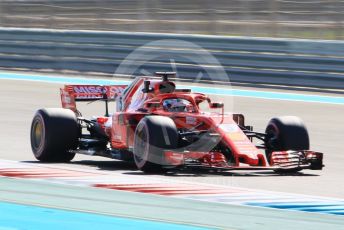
[31,72,323,173]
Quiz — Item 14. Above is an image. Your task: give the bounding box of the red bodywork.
[60,76,322,171]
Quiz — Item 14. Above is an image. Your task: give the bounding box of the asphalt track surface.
[1,76,344,197]
[1,73,344,229]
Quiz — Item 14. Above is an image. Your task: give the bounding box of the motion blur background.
[0,0,343,40]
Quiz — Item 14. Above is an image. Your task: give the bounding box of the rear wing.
[60,84,127,112]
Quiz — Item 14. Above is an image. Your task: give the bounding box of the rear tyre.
[265,116,309,167]
[133,116,178,173]
[30,108,79,162]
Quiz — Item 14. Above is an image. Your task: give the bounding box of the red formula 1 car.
[30,72,323,173]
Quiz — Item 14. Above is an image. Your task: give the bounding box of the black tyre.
[133,116,178,173]
[265,116,309,163]
[30,108,79,162]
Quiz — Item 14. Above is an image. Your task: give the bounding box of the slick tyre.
[133,116,178,173]
[30,108,79,162]
[265,116,309,163]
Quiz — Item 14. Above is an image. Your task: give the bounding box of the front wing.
[163,150,324,172]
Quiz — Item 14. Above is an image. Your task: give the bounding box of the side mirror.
[210,102,224,109]
[142,80,154,93]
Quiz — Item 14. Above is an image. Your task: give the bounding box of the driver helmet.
[163,98,186,112]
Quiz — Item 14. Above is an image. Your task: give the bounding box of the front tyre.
[30,108,79,162]
[265,116,309,170]
[133,116,178,173]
